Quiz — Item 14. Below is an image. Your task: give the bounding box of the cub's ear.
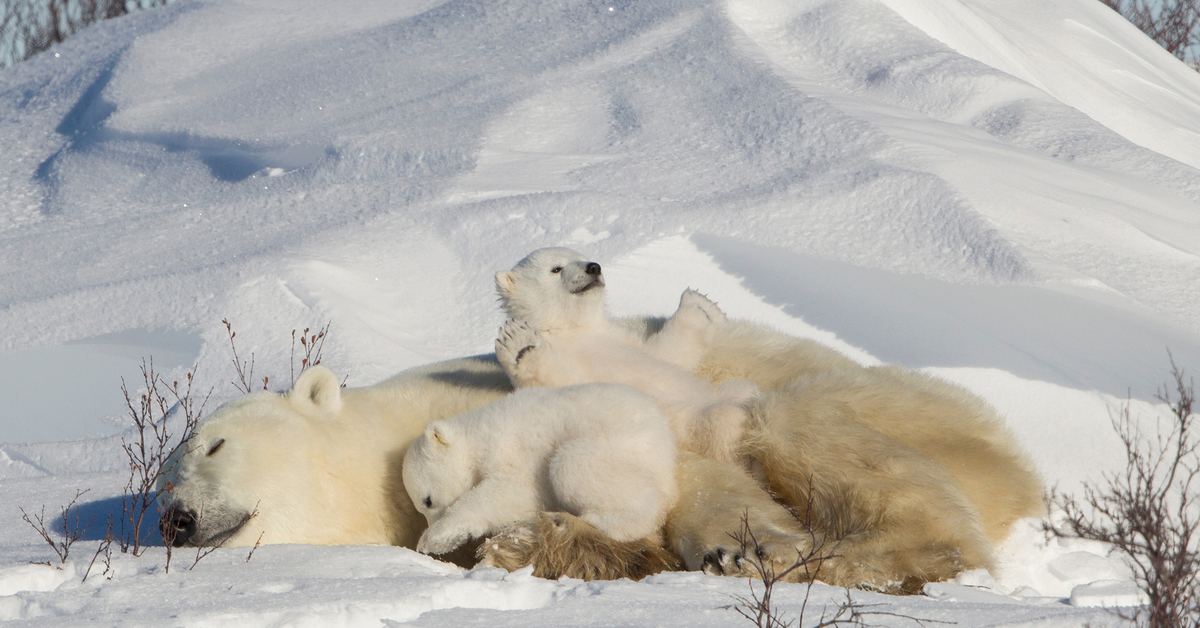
[288,366,344,418]
[425,420,453,447]
[494,270,517,296]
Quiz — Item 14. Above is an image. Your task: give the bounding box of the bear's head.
[495,247,606,331]
[402,418,475,526]
[156,366,350,548]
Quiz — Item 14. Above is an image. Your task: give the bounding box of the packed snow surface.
[2,0,1199,625]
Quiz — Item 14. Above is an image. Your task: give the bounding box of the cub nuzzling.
[402,383,679,555]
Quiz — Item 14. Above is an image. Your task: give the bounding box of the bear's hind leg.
[644,289,727,370]
[745,391,993,589]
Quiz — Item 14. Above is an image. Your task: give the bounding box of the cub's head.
[155,366,345,548]
[495,247,606,330]
[402,419,474,526]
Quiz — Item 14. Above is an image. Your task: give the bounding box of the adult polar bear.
[157,259,1043,591]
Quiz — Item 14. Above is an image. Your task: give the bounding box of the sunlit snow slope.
[3,0,1199,444]
[0,0,1197,480]
[2,0,1199,624]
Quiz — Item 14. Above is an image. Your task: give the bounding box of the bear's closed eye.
[207,439,225,456]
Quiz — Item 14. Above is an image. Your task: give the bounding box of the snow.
[1,0,1199,624]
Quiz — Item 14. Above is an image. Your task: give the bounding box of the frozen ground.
[1,0,1199,625]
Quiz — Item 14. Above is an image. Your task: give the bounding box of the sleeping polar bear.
[158,283,1043,592]
[403,383,678,555]
[494,247,755,462]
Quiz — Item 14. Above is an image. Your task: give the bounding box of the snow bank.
[3,0,1199,624]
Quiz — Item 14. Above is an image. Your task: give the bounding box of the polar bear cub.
[402,383,679,556]
[493,247,755,462]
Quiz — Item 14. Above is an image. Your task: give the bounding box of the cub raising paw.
[493,247,756,462]
[494,319,544,386]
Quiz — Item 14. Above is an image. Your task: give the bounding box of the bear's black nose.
[585,262,601,276]
[160,506,199,547]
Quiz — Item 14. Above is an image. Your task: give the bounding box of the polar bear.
[485,320,1044,590]
[158,318,1042,592]
[156,359,510,550]
[403,383,678,555]
[494,247,754,462]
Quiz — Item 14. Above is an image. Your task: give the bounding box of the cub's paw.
[673,289,727,330]
[495,319,542,378]
[701,527,814,581]
[416,521,472,556]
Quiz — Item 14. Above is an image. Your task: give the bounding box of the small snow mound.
[1069,579,1148,608]
[0,595,46,622]
[1047,551,1127,583]
[0,562,75,596]
[992,516,1136,599]
[923,581,1017,605]
[0,448,46,479]
[431,565,567,611]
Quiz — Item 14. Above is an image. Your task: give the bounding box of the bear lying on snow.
[403,383,679,555]
[158,278,1042,592]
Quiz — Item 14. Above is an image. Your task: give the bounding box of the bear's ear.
[426,420,453,447]
[288,365,344,419]
[494,270,517,296]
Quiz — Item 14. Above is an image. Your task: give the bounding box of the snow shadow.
[695,234,1200,400]
[54,493,164,547]
[0,328,201,444]
[35,52,329,197]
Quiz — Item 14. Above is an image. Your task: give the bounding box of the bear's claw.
[495,319,543,379]
[676,288,727,328]
[700,527,818,580]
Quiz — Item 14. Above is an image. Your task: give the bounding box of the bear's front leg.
[494,319,546,387]
[419,476,539,556]
[644,289,727,370]
[417,517,479,555]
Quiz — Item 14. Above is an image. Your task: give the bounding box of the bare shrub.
[724,513,938,628]
[1050,356,1199,628]
[19,489,92,567]
[1102,0,1200,68]
[223,318,266,394]
[246,531,265,563]
[81,518,115,583]
[1,0,174,68]
[119,358,211,556]
[224,318,334,392]
[291,322,331,386]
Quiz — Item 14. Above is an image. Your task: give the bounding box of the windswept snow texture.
[2,0,1200,624]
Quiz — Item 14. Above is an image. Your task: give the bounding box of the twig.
[19,489,93,566]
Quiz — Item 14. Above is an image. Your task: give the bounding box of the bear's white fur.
[403,383,678,555]
[158,315,1042,591]
[494,247,754,461]
[156,359,511,548]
